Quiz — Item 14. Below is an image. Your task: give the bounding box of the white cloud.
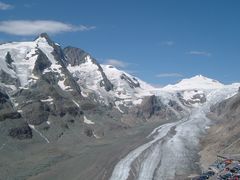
[161,41,175,46]
[187,51,211,57]
[0,20,96,36]
[0,1,13,10]
[104,59,129,68]
[156,73,183,78]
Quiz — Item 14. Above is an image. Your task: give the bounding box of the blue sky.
[0,0,240,86]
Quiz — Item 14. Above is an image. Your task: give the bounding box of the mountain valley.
[0,34,239,180]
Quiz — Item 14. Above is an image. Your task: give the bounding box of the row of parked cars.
[192,158,240,180]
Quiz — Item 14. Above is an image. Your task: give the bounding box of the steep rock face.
[9,125,32,140]
[0,88,21,121]
[210,92,240,117]
[120,73,140,88]
[5,52,14,69]
[121,94,185,126]
[33,49,52,75]
[0,51,20,87]
[64,47,113,92]
[63,46,89,66]
[137,95,169,119]
[22,101,50,125]
[0,34,94,143]
[0,88,32,140]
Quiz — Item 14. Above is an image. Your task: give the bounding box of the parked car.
[205,171,215,177]
[198,175,209,180]
[220,173,232,179]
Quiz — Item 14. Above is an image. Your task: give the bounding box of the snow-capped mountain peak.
[162,75,224,91]
[0,33,73,93]
[64,46,154,107]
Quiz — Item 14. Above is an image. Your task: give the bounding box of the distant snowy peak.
[162,75,224,91]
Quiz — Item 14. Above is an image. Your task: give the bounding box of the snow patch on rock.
[83,116,95,125]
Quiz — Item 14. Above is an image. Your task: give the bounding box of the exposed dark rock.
[9,125,32,139]
[0,112,21,121]
[33,49,52,74]
[22,101,50,125]
[61,123,69,129]
[0,69,19,86]
[38,33,67,65]
[201,91,240,167]
[120,73,140,88]
[67,119,75,123]
[177,91,206,106]
[60,111,66,117]
[5,52,14,69]
[0,89,20,122]
[0,90,9,104]
[36,33,82,96]
[63,47,88,66]
[66,106,79,117]
[64,46,113,92]
[41,71,58,85]
[210,100,227,115]
[43,126,50,131]
[137,95,168,119]
[84,127,93,137]
[142,96,163,117]
[168,100,183,111]
[81,102,96,111]
[192,94,206,103]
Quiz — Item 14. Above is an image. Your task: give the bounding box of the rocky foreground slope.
[0,34,239,180]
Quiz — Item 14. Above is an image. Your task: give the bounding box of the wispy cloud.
[187,51,212,57]
[156,73,184,78]
[0,1,13,10]
[161,41,175,46]
[123,69,139,75]
[104,59,129,68]
[0,20,96,36]
[23,3,33,8]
